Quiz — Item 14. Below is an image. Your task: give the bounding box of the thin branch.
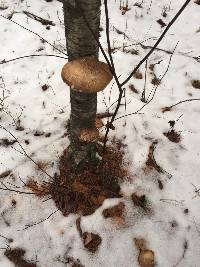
[23,11,55,26]
[0,54,67,65]
[0,182,35,195]
[140,43,200,63]
[162,98,200,112]
[21,209,59,230]
[115,43,177,121]
[121,0,191,86]
[141,60,148,102]
[0,14,68,57]
[0,125,54,181]
[147,42,178,102]
[102,0,125,150]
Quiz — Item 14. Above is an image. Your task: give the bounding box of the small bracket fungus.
[61,56,113,93]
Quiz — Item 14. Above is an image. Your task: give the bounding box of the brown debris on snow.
[50,138,128,216]
[191,79,200,89]
[4,248,37,267]
[26,179,50,197]
[163,129,181,143]
[102,202,126,225]
[103,202,125,218]
[134,238,155,267]
[76,217,102,253]
[0,170,11,179]
[82,232,102,253]
[131,193,150,213]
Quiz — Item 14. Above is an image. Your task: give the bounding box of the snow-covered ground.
[0,0,200,266]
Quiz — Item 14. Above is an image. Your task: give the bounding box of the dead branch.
[140,43,200,63]
[0,125,54,181]
[162,98,200,112]
[21,209,59,230]
[114,43,177,121]
[23,11,55,26]
[0,54,67,65]
[0,15,68,57]
[0,181,35,195]
[121,0,191,86]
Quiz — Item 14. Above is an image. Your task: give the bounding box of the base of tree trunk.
[50,139,128,216]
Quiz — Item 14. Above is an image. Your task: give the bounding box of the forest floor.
[0,0,200,266]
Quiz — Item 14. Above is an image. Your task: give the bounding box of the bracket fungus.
[61,56,113,93]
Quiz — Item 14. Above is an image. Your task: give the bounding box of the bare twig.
[0,15,68,56]
[21,209,59,230]
[0,181,35,195]
[114,43,177,121]
[121,0,191,86]
[162,98,200,112]
[141,60,148,102]
[0,54,67,65]
[0,125,54,181]
[23,11,55,26]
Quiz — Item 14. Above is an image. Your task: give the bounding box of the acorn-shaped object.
[61,56,113,93]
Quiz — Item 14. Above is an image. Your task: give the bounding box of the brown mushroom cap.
[61,56,113,93]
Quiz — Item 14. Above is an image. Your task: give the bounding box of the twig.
[102,0,125,151]
[20,209,59,230]
[0,54,67,65]
[140,43,200,63]
[162,98,200,112]
[141,60,148,102]
[191,183,200,199]
[76,0,125,150]
[147,42,178,102]
[114,43,177,121]
[23,11,55,26]
[0,15,68,56]
[0,182,35,195]
[0,125,54,181]
[121,0,191,86]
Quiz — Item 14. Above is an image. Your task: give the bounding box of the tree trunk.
[63,0,101,169]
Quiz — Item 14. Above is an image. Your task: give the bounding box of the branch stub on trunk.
[61,56,113,93]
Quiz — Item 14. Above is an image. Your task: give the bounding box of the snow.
[0,0,200,266]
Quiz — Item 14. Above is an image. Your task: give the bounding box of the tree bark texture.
[63,0,101,168]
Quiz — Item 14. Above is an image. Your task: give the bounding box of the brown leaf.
[111,216,126,225]
[102,202,125,218]
[138,250,155,267]
[163,130,181,143]
[157,19,166,28]
[72,181,89,194]
[132,193,148,211]
[133,70,143,79]
[0,170,11,179]
[82,232,102,253]
[161,106,171,113]
[134,238,147,251]
[76,217,82,237]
